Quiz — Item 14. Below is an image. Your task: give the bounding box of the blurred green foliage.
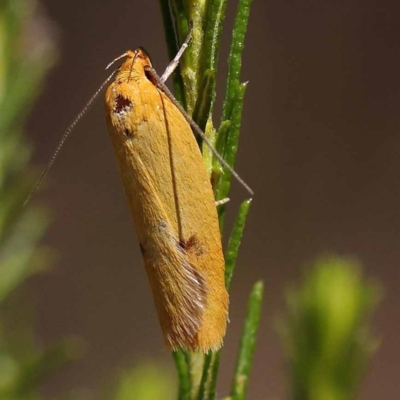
[0,0,54,303]
[111,362,175,400]
[0,0,77,398]
[279,256,381,400]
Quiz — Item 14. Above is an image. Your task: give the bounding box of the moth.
[104,48,229,352]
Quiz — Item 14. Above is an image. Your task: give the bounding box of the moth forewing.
[104,49,228,352]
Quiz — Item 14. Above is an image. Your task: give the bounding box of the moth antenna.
[24,69,118,207]
[145,66,254,197]
[105,51,129,70]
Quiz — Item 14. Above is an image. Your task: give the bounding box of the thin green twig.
[158,0,187,107]
[196,352,213,400]
[225,199,252,290]
[216,82,247,205]
[192,69,215,132]
[230,281,264,400]
[200,0,228,109]
[221,0,253,123]
[173,350,191,400]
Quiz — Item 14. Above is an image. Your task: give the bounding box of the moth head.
[106,48,152,82]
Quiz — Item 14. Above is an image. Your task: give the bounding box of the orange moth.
[104,48,228,352]
[26,29,252,352]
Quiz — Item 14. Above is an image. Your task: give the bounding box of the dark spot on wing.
[139,243,145,255]
[114,95,132,113]
[178,235,204,257]
[124,128,132,137]
[179,235,197,250]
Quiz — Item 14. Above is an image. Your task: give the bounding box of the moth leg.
[215,198,230,206]
[160,21,194,83]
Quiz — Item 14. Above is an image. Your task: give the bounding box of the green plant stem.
[215,0,253,207]
[201,0,228,110]
[157,0,186,107]
[221,0,253,123]
[173,350,191,400]
[230,281,264,400]
[196,351,213,400]
[225,199,252,290]
[192,70,215,132]
[216,82,247,207]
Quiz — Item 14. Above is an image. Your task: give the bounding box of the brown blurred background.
[26,0,400,398]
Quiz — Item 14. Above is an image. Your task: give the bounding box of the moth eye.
[144,68,157,84]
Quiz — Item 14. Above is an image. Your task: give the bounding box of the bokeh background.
[24,0,400,398]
